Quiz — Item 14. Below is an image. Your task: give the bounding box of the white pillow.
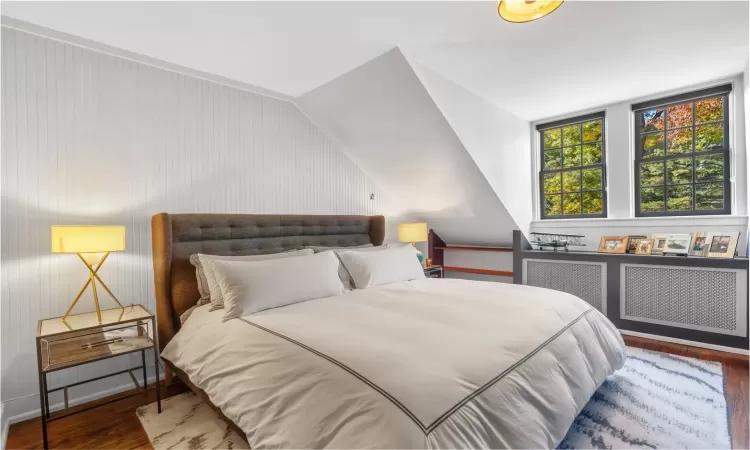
[338,244,425,289]
[196,249,314,311]
[321,245,391,289]
[211,251,345,321]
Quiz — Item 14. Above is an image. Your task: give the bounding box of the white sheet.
[162,278,626,449]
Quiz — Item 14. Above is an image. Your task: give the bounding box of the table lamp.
[398,222,428,267]
[51,225,126,323]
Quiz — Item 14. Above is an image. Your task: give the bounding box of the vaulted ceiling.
[4,1,748,121]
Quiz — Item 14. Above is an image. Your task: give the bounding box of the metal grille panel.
[524,260,605,312]
[621,264,746,336]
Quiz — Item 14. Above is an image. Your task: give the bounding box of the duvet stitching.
[238,308,594,436]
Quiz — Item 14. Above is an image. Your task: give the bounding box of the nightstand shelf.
[424,266,444,278]
[36,305,161,449]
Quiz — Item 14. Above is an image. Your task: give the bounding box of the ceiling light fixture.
[498,0,563,23]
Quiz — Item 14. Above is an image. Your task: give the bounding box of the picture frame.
[689,232,710,257]
[705,232,740,259]
[598,236,629,254]
[651,234,669,254]
[626,235,647,253]
[635,238,654,255]
[662,234,691,255]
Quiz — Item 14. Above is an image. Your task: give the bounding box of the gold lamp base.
[62,252,124,323]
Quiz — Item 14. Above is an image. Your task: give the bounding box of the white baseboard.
[3,366,163,428]
[2,403,8,450]
[620,329,750,355]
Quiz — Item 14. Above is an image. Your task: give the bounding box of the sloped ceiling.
[3,1,747,121]
[297,48,519,244]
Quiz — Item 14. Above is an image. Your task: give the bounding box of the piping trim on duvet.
[238,308,594,435]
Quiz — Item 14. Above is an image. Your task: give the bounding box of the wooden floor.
[6,336,748,449]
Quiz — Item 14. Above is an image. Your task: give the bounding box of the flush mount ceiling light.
[498,0,563,23]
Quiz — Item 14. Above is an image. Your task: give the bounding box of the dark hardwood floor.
[6,336,748,449]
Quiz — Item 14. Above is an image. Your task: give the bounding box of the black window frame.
[633,84,732,217]
[537,111,607,219]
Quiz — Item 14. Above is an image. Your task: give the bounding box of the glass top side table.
[36,304,161,448]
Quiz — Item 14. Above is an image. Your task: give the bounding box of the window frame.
[633,84,732,217]
[538,111,607,219]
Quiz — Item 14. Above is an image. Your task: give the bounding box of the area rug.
[137,393,248,449]
[559,346,730,449]
[138,347,730,449]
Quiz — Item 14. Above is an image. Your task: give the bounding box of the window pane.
[696,97,723,124]
[696,183,724,210]
[641,109,665,133]
[562,171,581,193]
[582,143,602,165]
[583,192,603,214]
[640,161,664,187]
[696,123,723,151]
[582,120,602,143]
[563,125,581,147]
[582,168,602,190]
[641,132,665,158]
[543,173,561,194]
[544,149,561,169]
[563,146,581,168]
[666,128,692,154]
[641,187,665,212]
[666,158,692,185]
[667,103,692,129]
[667,185,693,211]
[544,128,561,149]
[562,193,582,215]
[544,194,562,216]
[695,154,723,182]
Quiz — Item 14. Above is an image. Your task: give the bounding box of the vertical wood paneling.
[1,26,389,420]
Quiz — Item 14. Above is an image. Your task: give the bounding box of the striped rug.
[559,346,731,449]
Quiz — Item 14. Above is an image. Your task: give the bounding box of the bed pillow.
[338,244,425,289]
[190,249,314,310]
[307,244,390,289]
[211,251,344,321]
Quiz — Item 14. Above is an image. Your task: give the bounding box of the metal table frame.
[35,306,161,449]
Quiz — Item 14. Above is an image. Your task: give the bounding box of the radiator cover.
[620,263,747,337]
[523,259,606,313]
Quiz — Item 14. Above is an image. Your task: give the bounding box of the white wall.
[408,59,533,237]
[530,75,749,254]
[297,48,519,245]
[0,26,394,423]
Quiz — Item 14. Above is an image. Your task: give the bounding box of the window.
[538,112,606,219]
[633,84,731,216]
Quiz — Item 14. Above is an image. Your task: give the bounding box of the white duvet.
[162,278,626,449]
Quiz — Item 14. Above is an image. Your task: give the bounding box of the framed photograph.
[663,234,691,255]
[651,234,669,254]
[635,239,654,255]
[705,232,740,259]
[626,235,647,254]
[689,232,710,257]
[598,236,629,254]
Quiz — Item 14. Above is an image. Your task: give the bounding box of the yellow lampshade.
[498,0,563,23]
[51,226,126,254]
[398,223,428,243]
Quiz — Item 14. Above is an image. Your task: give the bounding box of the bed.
[152,213,626,448]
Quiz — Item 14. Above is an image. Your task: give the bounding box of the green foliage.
[563,193,581,215]
[666,158,692,185]
[667,128,692,154]
[668,185,692,211]
[582,120,602,143]
[583,192,602,214]
[563,146,580,167]
[696,154,723,182]
[641,133,665,158]
[582,143,602,165]
[582,168,602,190]
[696,183,723,210]
[544,128,561,149]
[544,149,561,169]
[563,125,581,147]
[543,173,560,194]
[696,123,723,150]
[640,162,663,187]
[544,194,561,216]
[562,171,581,192]
[640,187,664,212]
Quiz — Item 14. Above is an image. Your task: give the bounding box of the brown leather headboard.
[151,213,385,351]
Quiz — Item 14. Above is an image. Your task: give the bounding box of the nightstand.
[424,265,444,278]
[36,305,161,449]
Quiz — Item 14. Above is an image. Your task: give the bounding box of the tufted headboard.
[151,213,386,351]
